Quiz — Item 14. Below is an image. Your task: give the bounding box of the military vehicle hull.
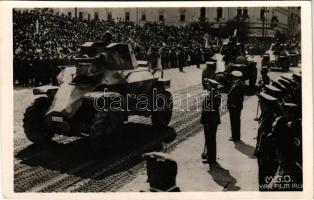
[23,43,173,153]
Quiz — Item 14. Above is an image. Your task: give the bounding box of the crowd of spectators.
[13,8,224,86]
[13,8,295,86]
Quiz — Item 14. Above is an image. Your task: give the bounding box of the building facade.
[41,7,301,39]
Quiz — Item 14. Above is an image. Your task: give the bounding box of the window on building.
[217,7,223,21]
[180,14,185,22]
[237,7,242,16]
[88,13,91,20]
[271,16,278,28]
[159,14,164,21]
[243,7,248,17]
[95,12,99,20]
[107,12,112,20]
[200,7,206,21]
[290,13,294,19]
[260,8,265,20]
[79,12,83,20]
[141,14,146,21]
[125,12,130,22]
[68,12,72,18]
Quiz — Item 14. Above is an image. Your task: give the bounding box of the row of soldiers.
[255,67,302,191]
[139,67,302,192]
[148,45,215,72]
[13,54,66,86]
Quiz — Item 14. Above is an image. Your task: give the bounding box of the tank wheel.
[89,111,124,153]
[151,90,173,127]
[23,97,53,144]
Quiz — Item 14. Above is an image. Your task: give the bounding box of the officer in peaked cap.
[231,70,243,78]
[227,71,244,142]
[255,92,280,190]
[280,75,298,87]
[200,78,222,164]
[278,78,292,89]
[272,80,287,93]
[264,85,283,101]
[292,71,302,82]
[142,152,180,192]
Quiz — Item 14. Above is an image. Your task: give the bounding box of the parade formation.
[13,8,302,192]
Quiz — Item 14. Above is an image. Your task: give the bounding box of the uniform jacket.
[200,89,221,125]
[227,80,244,110]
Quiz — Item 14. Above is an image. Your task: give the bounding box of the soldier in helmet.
[142,152,180,192]
[200,79,222,164]
[227,71,244,142]
[100,31,113,47]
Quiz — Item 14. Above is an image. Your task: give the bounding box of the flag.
[35,20,39,34]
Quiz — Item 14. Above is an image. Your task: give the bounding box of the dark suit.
[200,89,221,163]
[227,79,244,141]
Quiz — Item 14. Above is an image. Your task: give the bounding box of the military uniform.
[148,47,159,69]
[257,67,270,93]
[227,71,244,142]
[202,62,216,90]
[177,48,185,72]
[142,152,180,192]
[200,79,221,164]
[255,92,279,190]
[267,103,302,191]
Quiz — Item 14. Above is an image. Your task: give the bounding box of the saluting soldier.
[202,62,216,90]
[142,152,180,192]
[200,79,222,164]
[254,92,280,190]
[227,71,244,142]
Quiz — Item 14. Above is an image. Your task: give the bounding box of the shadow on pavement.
[208,162,241,191]
[234,140,256,158]
[15,123,177,180]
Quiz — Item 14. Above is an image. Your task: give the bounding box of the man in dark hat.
[200,79,222,164]
[227,71,244,142]
[142,152,180,192]
[254,92,280,190]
